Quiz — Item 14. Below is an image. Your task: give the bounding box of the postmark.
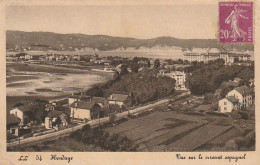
[219,1,253,44]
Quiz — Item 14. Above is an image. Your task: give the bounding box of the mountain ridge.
[6,30,253,52]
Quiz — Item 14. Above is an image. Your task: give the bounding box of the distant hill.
[6,30,253,52]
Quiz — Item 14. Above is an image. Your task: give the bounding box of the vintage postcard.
[0,0,260,164]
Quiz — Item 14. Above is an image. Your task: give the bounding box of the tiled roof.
[92,97,107,103]
[234,86,250,95]
[46,110,66,118]
[13,104,35,112]
[7,114,20,125]
[108,94,129,102]
[70,101,98,110]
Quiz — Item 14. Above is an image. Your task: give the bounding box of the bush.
[225,133,255,151]
[230,110,241,120]
[244,131,255,147]
[239,111,250,120]
[225,139,239,151]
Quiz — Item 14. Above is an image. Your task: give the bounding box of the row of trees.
[185,59,254,95]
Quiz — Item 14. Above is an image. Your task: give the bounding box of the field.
[105,109,242,151]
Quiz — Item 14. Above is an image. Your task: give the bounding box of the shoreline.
[6,62,113,110]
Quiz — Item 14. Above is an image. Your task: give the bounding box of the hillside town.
[7,47,255,152]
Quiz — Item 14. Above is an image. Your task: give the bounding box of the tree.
[129,60,139,73]
[147,60,151,67]
[120,64,129,75]
[109,114,117,125]
[220,86,230,98]
[153,59,160,69]
[85,86,103,97]
[30,104,47,124]
[204,93,217,104]
[113,71,120,81]
[234,57,239,63]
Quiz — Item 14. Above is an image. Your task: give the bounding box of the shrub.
[225,139,239,151]
[239,111,250,120]
[244,131,255,147]
[230,110,241,120]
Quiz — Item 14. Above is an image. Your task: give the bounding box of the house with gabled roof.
[45,110,68,129]
[68,94,92,106]
[91,97,109,108]
[108,94,132,108]
[10,104,35,124]
[226,86,253,108]
[70,101,101,120]
[218,96,239,113]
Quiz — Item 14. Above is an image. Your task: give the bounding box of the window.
[11,129,15,134]
[224,107,227,110]
[15,112,17,116]
[224,102,227,105]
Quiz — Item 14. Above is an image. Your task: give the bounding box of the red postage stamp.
[219,1,253,44]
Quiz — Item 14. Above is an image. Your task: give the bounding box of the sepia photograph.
[5,2,255,153]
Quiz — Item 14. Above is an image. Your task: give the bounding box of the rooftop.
[226,96,239,103]
[46,110,66,118]
[12,104,36,113]
[234,86,250,95]
[109,94,129,102]
[7,114,20,125]
[92,97,107,103]
[70,101,98,110]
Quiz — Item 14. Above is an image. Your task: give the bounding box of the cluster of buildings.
[183,52,252,65]
[7,93,133,137]
[218,86,253,113]
[7,53,112,64]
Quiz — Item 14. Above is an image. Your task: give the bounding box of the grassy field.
[105,108,240,151]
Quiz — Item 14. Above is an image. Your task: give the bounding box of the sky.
[6,4,218,39]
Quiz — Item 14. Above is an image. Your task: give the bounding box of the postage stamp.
[219,1,253,44]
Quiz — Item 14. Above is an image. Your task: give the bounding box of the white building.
[159,71,187,90]
[218,96,239,113]
[226,86,253,108]
[183,52,251,65]
[68,95,92,106]
[70,101,101,120]
[108,94,131,108]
